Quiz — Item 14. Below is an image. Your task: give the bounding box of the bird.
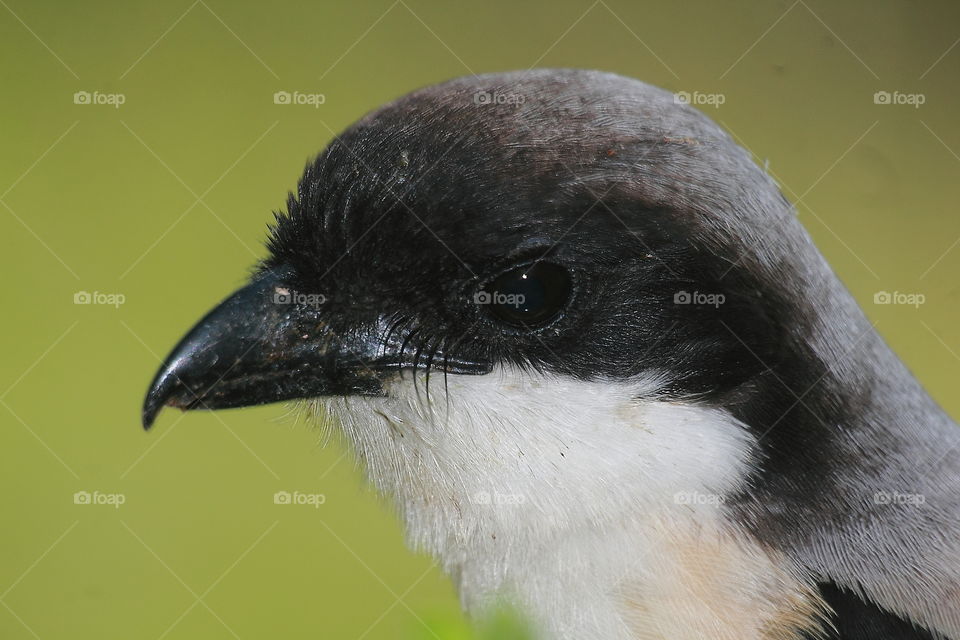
[142,68,960,640]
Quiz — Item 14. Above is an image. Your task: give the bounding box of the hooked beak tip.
[141,410,156,431]
[142,368,181,431]
[141,386,164,432]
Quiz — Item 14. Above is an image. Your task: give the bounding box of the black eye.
[480,262,572,328]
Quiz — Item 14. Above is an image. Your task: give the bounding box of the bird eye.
[480,262,572,328]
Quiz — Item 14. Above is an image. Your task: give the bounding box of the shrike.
[143,69,959,640]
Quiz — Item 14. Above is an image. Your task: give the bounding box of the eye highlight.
[479,262,572,328]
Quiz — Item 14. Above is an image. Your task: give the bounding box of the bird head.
[142,68,852,534]
[143,69,804,430]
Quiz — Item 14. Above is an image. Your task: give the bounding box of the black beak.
[142,266,489,430]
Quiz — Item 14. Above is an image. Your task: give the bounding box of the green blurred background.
[2,0,959,637]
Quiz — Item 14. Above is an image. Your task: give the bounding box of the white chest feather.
[313,367,825,639]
